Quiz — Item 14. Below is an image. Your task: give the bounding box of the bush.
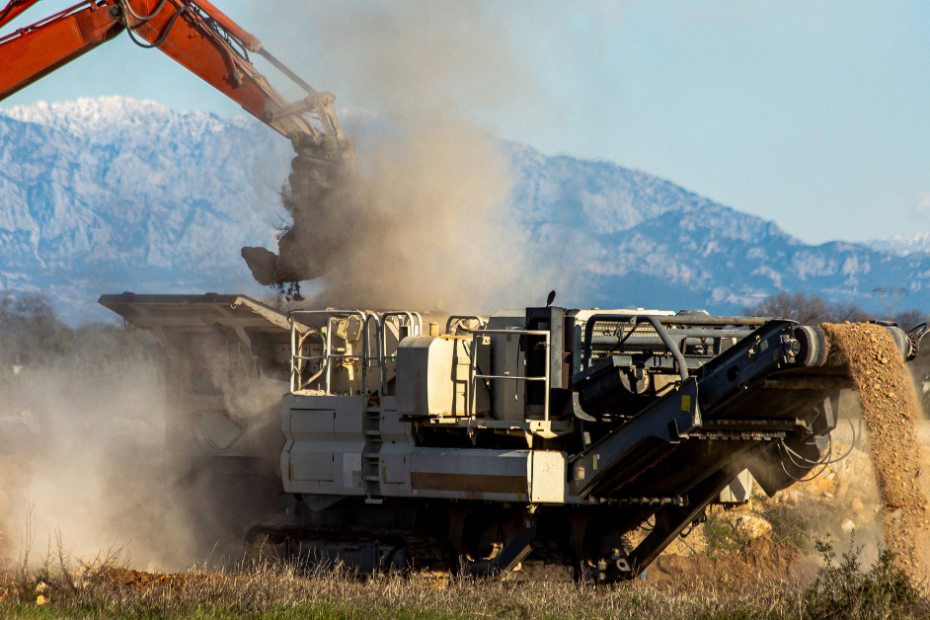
[803,535,924,620]
[0,291,159,378]
[757,501,815,554]
[702,511,746,558]
[755,494,858,557]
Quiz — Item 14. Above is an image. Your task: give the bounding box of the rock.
[842,519,856,533]
[735,514,772,540]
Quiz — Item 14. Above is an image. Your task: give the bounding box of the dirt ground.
[644,537,814,592]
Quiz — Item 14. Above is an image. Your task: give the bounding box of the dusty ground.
[0,459,23,563]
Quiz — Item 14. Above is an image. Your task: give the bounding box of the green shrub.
[703,511,745,558]
[758,501,815,554]
[803,535,924,619]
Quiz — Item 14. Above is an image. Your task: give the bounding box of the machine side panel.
[408,448,529,501]
[487,311,526,421]
[529,451,567,503]
[282,395,367,496]
[378,396,415,495]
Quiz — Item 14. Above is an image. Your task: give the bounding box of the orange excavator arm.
[0,0,353,168]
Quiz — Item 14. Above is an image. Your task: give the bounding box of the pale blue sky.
[3,1,929,245]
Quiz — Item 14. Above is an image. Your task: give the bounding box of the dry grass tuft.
[1,541,928,620]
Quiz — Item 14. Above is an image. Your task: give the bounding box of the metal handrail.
[380,311,421,352]
[379,311,422,394]
[468,328,551,421]
[289,310,378,394]
[386,312,423,337]
[364,313,383,389]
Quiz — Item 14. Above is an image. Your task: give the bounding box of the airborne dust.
[244,122,539,312]
[0,318,283,572]
[240,0,561,313]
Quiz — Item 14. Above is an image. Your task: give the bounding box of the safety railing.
[289,310,381,394]
[378,312,422,394]
[379,312,422,364]
[468,328,551,421]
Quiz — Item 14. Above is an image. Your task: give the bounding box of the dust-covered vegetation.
[754,494,860,556]
[701,510,747,558]
[0,291,177,572]
[0,290,163,456]
[0,291,160,380]
[0,293,75,371]
[804,537,924,620]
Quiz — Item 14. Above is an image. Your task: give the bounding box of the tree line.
[743,291,926,331]
[0,292,159,378]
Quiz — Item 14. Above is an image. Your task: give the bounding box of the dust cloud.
[274,123,543,312]
[242,0,561,313]
[253,0,538,122]
[0,335,254,573]
[821,322,930,589]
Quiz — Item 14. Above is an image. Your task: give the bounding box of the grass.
[758,500,820,554]
[755,493,866,556]
[702,511,747,559]
[1,535,928,620]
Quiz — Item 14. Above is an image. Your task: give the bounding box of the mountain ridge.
[1,96,927,322]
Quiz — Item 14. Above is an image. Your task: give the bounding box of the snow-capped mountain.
[1,96,929,322]
[507,145,930,315]
[0,97,292,320]
[867,233,930,257]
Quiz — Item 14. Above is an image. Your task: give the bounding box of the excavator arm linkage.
[0,0,353,167]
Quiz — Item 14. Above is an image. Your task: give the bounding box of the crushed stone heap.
[821,322,930,589]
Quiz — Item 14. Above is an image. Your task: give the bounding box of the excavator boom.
[0,0,354,167]
[0,2,123,100]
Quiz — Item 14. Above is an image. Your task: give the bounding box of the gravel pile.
[821,322,930,589]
